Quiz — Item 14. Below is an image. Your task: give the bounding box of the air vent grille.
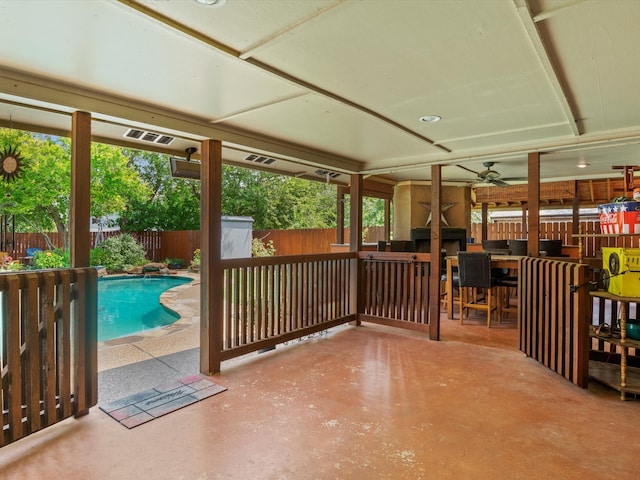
[124,128,175,145]
[244,154,276,165]
[315,169,340,178]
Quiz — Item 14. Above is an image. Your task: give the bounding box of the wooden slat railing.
[519,257,591,387]
[219,253,355,360]
[1,268,97,447]
[357,252,432,332]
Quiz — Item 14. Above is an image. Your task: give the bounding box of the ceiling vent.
[124,128,175,146]
[315,169,340,178]
[244,154,276,165]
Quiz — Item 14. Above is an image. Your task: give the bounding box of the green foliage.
[342,196,389,228]
[0,255,23,271]
[190,249,200,270]
[90,246,109,267]
[33,249,66,269]
[164,257,185,267]
[94,233,147,272]
[252,237,276,257]
[221,166,337,230]
[0,129,150,245]
[120,150,200,231]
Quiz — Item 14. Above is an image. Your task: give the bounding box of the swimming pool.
[98,276,193,342]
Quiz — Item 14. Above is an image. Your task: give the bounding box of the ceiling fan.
[456,162,513,187]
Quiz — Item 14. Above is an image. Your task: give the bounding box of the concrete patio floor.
[1,279,639,479]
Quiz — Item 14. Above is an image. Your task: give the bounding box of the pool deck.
[98,272,203,404]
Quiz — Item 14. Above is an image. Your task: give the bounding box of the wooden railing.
[219,253,356,360]
[519,257,591,388]
[357,252,432,332]
[1,268,98,447]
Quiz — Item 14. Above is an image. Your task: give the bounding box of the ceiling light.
[419,115,441,123]
[577,161,589,168]
[194,0,227,6]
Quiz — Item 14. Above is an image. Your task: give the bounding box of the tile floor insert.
[99,374,226,429]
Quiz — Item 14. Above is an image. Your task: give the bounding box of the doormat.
[99,374,226,429]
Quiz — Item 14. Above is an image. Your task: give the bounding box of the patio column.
[200,139,223,375]
[429,164,442,340]
[336,186,346,245]
[350,174,363,323]
[70,111,91,268]
[528,152,541,256]
[69,110,97,414]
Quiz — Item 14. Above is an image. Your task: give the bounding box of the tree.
[221,166,337,230]
[120,150,200,231]
[0,129,150,247]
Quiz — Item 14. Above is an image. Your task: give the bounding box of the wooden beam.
[349,175,363,252]
[70,111,91,268]
[200,139,223,375]
[350,174,363,324]
[384,198,391,242]
[336,187,345,245]
[572,180,580,245]
[429,165,442,341]
[528,152,540,256]
[481,203,488,243]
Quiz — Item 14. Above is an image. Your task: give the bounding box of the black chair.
[509,239,528,256]
[539,239,563,257]
[482,239,509,251]
[440,249,459,310]
[457,252,499,327]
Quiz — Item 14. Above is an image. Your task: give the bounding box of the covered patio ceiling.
[0,0,639,190]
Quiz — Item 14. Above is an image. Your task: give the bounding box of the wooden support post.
[481,203,488,242]
[69,111,96,415]
[200,139,223,375]
[384,198,391,242]
[337,186,346,245]
[528,152,541,256]
[429,165,442,340]
[350,175,363,324]
[572,180,580,245]
[70,111,91,268]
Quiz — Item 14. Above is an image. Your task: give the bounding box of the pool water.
[98,276,193,342]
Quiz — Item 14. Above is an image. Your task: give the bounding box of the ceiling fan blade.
[488,177,510,187]
[456,164,480,176]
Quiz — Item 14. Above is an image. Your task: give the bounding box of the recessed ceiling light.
[577,161,589,168]
[419,115,441,123]
[194,0,227,6]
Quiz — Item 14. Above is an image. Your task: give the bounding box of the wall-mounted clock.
[0,145,24,182]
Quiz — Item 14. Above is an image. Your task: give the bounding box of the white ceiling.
[1,0,640,188]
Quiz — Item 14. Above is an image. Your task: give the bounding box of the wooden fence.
[471,219,638,258]
[4,227,386,263]
[1,268,98,447]
[253,226,386,256]
[519,257,591,388]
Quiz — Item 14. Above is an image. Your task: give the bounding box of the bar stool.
[457,252,500,327]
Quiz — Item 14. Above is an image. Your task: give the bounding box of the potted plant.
[165,257,185,269]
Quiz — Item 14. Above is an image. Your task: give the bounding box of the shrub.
[190,249,200,271]
[252,238,276,257]
[95,233,147,272]
[33,250,66,269]
[0,255,23,271]
[164,257,185,267]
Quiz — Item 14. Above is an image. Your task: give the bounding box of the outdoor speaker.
[601,247,640,297]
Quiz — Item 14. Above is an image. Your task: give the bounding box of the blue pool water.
[98,276,193,342]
